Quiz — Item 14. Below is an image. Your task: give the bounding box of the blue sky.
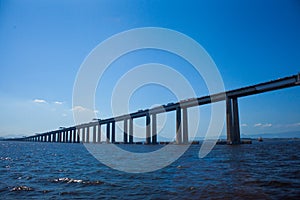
[0,0,300,138]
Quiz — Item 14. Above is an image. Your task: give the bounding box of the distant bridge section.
[17,73,300,145]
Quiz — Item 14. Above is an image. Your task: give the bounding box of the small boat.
[258,137,263,142]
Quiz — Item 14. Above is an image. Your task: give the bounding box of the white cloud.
[71,106,88,112]
[286,122,300,127]
[254,123,272,128]
[254,123,262,127]
[33,99,47,103]
[54,101,63,105]
[262,123,272,127]
[71,106,99,114]
[241,123,248,127]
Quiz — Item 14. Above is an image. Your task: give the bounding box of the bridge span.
[18,73,300,145]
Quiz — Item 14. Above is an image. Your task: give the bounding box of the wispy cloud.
[33,99,47,103]
[262,123,272,127]
[254,123,272,128]
[254,123,262,127]
[71,106,88,112]
[241,123,248,127]
[286,122,300,127]
[71,106,98,114]
[54,101,63,105]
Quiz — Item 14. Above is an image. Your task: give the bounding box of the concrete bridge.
[18,73,300,145]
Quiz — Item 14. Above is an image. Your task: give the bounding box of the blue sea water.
[0,139,300,199]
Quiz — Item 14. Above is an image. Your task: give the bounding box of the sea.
[1,139,300,199]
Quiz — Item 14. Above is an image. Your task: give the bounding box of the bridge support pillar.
[123,119,128,144]
[86,127,90,143]
[182,107,188,144]
[72,129,76,143]
[146,114,151,144]
[152,114,157,144]
[76,129,80,143]
[93,125,97,143]
[111,121,115,143]
[129,118,133,144]
[58,131,61,142]
[69,130,72,143]
[106,123,110,143]
[97,125,101,143]
[62,131,66,142]
[97,123,101,143]
[226,97,241,144]
[176,107,182,144]
[82,128,86,143]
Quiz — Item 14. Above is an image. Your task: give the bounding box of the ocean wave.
[11,185,34,191]
[52,177,104,185]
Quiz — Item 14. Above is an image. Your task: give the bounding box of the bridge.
[16,73,300,145]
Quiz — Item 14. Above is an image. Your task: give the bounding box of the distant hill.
[242,131,300,139]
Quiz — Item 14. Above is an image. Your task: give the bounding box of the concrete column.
[226,97,233,144]
[76,129,80,143]
[47,134,51,142]
[58,131,62,142]
[182,107,189,144]
[129,118,133,144]
[176,107,182,144]
[123,119,128,144]
[82,128,86,143]
[226,97,240,144]
[97,125,101,143]
[72,129,76,143]
[63,131,66,143]
[66,130,69,143]
[111,121,115,143]
[68,130,72,143]
[93,125,97,143]
[86,127,90,143]
[106,123,110,143]
[63,131,65,142]
[152,114,157,144]
[146,114,151,144]
[232,97,241,144]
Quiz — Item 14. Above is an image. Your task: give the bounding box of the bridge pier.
[97,125,101,143]
[86,127,90,143]
[129,118,133,144]
[93,125,97,143]
[72,129,75,143]
[106,122,110,143]
[82,128,85,143]
[226,97,241,144]
[112,121,116,143]
[64,130,67,142]
[176,107,182,144]
[182,107,188,144]
[123,119,128,144]
[152,114,157,144]
[146,114,151,144]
